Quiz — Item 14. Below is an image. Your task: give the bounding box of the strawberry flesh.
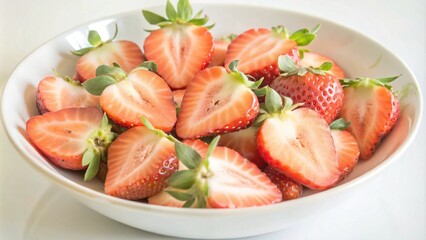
[225,28,298,86]
[104,126,178,200]
[36,76,99,114]
[26,107,104,170]
[219,125,267,169]
[207,147,282,208]
[176,66,259,139]
[331,129,360,181]
[257,108,340,190]
[144,25,213,89]
[338,83,400,159]
[76,40,144,82]
[99,68,176,131]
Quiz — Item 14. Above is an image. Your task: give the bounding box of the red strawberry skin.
[257,108,340,190]
[104,126,178,200]
[36,76,99,114]
[99,68,176,131]
[338,84,400,160]
[263,166,303,201]
[76,40,144,82]
[270,72,344,123]
[144,25,213,89]
[331,129,360,180]
[207,147,282,208]
[26,107,103,170]
[176,66,259,139]
[224,28,298,86]
[300,52,346,79]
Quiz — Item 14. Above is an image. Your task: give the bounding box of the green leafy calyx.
[272,24,320,46]
[278,55,333,77]
[340,76,400,91]
[329,118,350,130]
[142,0,212,29]
[166,136,221,208]
[228,60,263,89]
[83,114,118,181]
[82,64,128,95]
[71,24,119,56]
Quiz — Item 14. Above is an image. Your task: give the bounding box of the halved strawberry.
[26,107,117,180]
[175,61,260,139]
[263,166,303,201]
[165,137,282,208]
[218,124,266,169]
[208,34,236,67]
[257,89,340,190]
[104,125,179,200]
[83,63,176,131]
[338,77,400,160]
[329,118,360,181]
[143,0,213,89]
[72,25,144,82]
[224,25,319,86]
[300,51,346,79]
[270,56,344,123]
[36,75,99,114]
[148,139,208,207]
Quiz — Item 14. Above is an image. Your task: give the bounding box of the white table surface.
[1,0,425,239]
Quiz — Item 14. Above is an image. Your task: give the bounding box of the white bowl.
[1,3,423,239]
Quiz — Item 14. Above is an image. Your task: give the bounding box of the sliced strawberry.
[148,139,208,207]
[225,25,319,86]
[143,1,213,89]
[208,34,236,67]
[263,166,303,201]
[338,77,400,159]
[206,146,282,208]
[83,64,176,131]
[329,118,360,181]
[26,107,116,180]
[300,52,346,79]
[104,126,179,200]
[175,63,260,139]
[36,76,99,114]
[73,26,144,82]
[165,137,282,208]
[218,125,267,169]
[257,90,340,190]
[270,56,344,123]
[331,129,360,180]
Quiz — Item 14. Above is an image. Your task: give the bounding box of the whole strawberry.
[270,56,344,123]
[338,76,400,160]
[143,0,214,89]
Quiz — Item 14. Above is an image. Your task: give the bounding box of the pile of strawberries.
[26,0,401,208]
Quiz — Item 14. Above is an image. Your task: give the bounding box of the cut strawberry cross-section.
[143,0,214,89]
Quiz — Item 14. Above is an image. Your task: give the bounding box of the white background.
[1,0,425,239]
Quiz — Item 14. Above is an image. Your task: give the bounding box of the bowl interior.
[1,2,423,213]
